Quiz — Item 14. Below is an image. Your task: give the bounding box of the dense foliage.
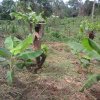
[0,0,100,19]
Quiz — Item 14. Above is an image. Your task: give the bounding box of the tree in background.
[78,0,85,16]
[0,0,16,20]
[91,0,96,20]
[84,0,100,16]
[95,0,100,15]
[67,0,79,17]
[67,0,100,17]
[0,0,100,20]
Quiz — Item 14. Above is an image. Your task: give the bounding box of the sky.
[0,0,94,3]
[1,0,69,2]
[63,0,86,3]
[63,0,95,3]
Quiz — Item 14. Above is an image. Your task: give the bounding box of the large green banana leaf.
[0,48,11,58]
[11,34,33,55]
[17,50,43,60]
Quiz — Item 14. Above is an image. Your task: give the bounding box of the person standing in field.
[88,30,95,40]
[86,30,95,40]
[33,21,46,73]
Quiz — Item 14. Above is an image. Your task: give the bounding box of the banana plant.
[68,38,100,91]
[80,38,100,92]
[10,9,44,34]
[68,38,100,72]
[67,41,91,71]
[82,38,100,59]
[0,35,43,85]
[80,20,100,33]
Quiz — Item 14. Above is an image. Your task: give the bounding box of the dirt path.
[0,42,100,100]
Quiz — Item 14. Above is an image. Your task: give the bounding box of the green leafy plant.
[68,41,91,71]
[51,31,61,39]
[82,38,100,60]
[80,20,100,33]
[80,74,100,92]
[68,38,100,92]
[10,9,44,33]
[41,44,48,55]
[80,38,100,92]
[0,35,43,85]
[68,38,100,72]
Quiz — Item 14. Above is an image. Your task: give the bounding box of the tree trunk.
[78,5,85,16]
[78,0,85,16]
[29,22,33,34]
[91,0,96,21]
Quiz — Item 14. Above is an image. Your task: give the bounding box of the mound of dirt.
[88,82,100,100]
[69,92,89,100]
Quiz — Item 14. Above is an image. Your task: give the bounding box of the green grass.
[42,60,74,79]
[0,16,100,45]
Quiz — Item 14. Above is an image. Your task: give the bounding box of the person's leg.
[39,53,46,67]
[34,53,46,73]
[36,56,41,67]
[34,56,41,73]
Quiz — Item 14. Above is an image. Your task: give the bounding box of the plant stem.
[9,56,14,71]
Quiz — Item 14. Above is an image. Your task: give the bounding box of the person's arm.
[34,32,41,39]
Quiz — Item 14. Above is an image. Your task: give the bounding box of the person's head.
[89,30,95,40]
[35,21,45,33]
[35,24,41,33]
